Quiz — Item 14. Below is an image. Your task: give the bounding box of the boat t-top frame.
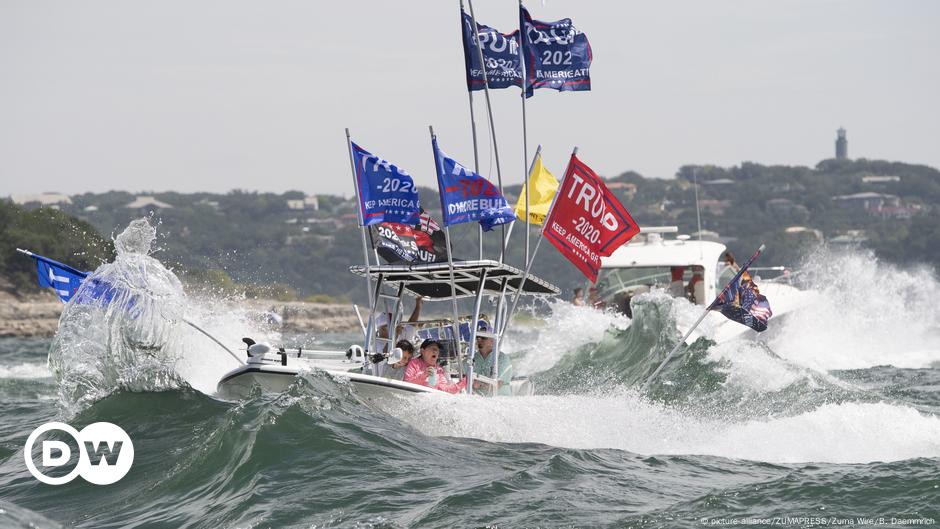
[349,260,559,394]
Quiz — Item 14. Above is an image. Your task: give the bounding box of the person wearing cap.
[375,297,423,345]
[470,320,513,396]
[403,339,466,394]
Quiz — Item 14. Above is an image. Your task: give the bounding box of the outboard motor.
[346,344,364,362]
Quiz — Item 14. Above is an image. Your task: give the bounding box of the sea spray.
[48,219,188,411]
[770,246,940,370]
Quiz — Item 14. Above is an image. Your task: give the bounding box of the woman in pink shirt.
[404,339,467,394]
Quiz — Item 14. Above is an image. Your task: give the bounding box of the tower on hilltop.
[835,127,848,160]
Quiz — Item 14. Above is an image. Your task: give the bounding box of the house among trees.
[286,195,319,211]
[606,181,637,200]
[831,192,916,219]
[10,192,72,209]
[124,196,174,210]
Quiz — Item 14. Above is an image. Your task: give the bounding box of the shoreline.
[0,293,361,338]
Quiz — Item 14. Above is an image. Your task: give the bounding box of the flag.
[22,250,122,306]
[543,153,640,282]
[29,252,87,303]
[711,268,773,332]
[433,138,514,231]
[351,142,421,226]
[514,153,559,225]
[519,4,592,98]
[369,210,448,264]
[461,11,522,91]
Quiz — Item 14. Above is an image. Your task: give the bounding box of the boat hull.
[216,364,442,401]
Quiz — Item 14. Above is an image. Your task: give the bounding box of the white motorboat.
[597,227,811,344]
[216,260,559,401]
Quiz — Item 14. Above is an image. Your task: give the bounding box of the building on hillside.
[831,192,916,219]
[765,198,809,220]
[835,128,848,159]
[861,175,901,184]
[784,226,824,242]
[702,178,734,186]
[286,195,319,211]
[607,181,637,200]
[829,229,868,247]
[124,196,174,210]
[697,199,731,216]
[10,192,72,208]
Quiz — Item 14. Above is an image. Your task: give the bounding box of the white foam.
[0,362,51,380]
[706,341,803,392]
[770,248,940,370]
[397,392,940,464]
[508,300,629,375]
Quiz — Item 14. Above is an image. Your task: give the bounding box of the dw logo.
[24,422,134,485]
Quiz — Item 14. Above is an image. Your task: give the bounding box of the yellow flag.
[514,154,559,226]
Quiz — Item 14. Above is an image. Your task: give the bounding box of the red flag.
[543,154,640,282]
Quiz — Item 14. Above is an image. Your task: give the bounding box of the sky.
[2,0,938,197]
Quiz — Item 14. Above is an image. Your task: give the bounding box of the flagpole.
[501,146,577,335]
[430,125,464,357]
[521,145,541,266]
[467,0,507,263]
[460,0,484,261]
[345,128,376,349]
[519,0,531,269]
[642,244,767,389]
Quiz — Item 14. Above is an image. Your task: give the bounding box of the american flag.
[712,270,773,332]
[417,208,441,235]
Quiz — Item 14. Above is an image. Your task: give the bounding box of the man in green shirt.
[470,321,513,396]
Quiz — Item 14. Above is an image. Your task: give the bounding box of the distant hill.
[0,201,113,296]
[5,157,939,301]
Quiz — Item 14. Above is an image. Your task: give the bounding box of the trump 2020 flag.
[543,153,639,282]
[711,264,773,332]
[351,142,420,226]
[520,4,592,98]
[461,11,522,91]
[433,138,514,231]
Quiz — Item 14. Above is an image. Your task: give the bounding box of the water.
[1,232,939,528]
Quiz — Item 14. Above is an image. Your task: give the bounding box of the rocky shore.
[0,292,361,338]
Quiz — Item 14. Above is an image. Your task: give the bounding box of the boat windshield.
[596,266,708,312]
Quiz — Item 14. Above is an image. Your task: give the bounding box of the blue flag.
[432,138,514,231]
[22,250,125,306]
[520,4,592,98]
[31,252,87,303]
[352,142,421,226]
[461,11,523,91]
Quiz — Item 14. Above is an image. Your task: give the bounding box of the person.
[686,266,705,305]
[375,297,423,349]
[716,251,740,284]
[470,321,513,396]
[377,339,414,380]
[571,288,585,306]
[403,339,466,394]
[587,287,603,309]
[669,266,686,298]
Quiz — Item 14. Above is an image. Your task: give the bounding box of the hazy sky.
[2,1,938,197]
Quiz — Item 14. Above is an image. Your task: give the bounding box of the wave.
[770,247,940,370]
[394,391,940,464]
[0,362,51,380]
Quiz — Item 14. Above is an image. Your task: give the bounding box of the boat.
[596,226,811,344]
[216,260,559,402]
